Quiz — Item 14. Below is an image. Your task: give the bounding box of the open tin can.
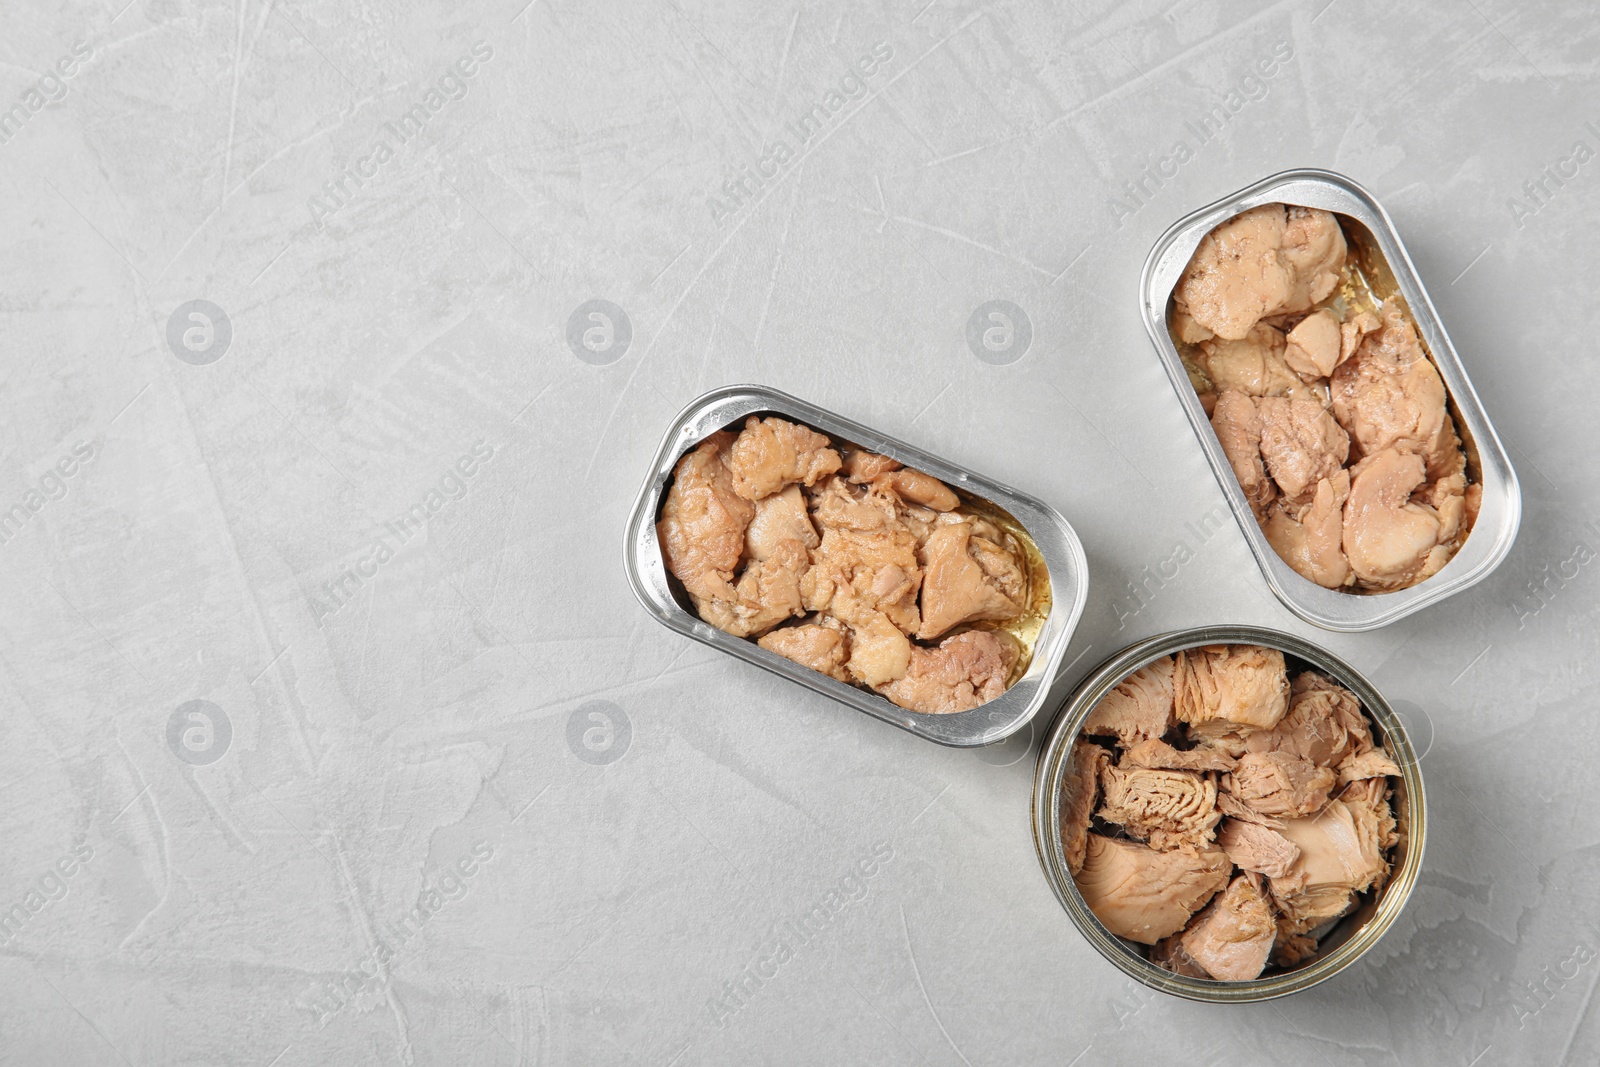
[624,385,1089,747]
[1141,169,1521,631]
[1031,625,1426,1001]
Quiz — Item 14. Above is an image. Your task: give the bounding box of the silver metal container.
[1141,169,1521,631]
[1031,625,1425,1002]
[624,384,1089,748]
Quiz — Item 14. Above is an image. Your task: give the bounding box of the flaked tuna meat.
[1293,672,1372,743]
[1060,741,1112,876]
[727,416,842,500]
[1180,874,1278,981]
[1238,670,1372,768]
[1074,834,1232,944]
[649,455,806,638]
[758,620,851,683]
[962,517,1028,594]
[689,483,821,638]
[1216,791,1286,828]
[1418,470,1468,546]
[1263,470,1352,589]
[842,448,901,483]
[808,473,904,533]
[1226,752,1336,817]
[1283,308,1343,380]
[1152,933,1211,978]
[1174,205,1296,341]
[1098,763,1221,852]
[1343,448,1442,590]
[1424,412,1467,483]
[1122,737,1236,773]
[876,630,1018,715]
[827,585,912,687]
[1329,305,1447,461]
[874,468,959,512]
[1217,818,1302,882]
[695,538,809,638]
[1189,720,1254,761]
[1171,304,1214,345]
[658,432,756,605]
[1211,390,1277,522]
[1278,206,1348,313]
[1270,883,1356,937]
[1198,324,1321,402]
[1255,396,1350,505]
[745,485,819,560]
[804,481,924,637]
[1342,776,1398,837]
[1174,645,1290,730]
[1291,668,1358,704]
[1270,791,1392,933]
[916,517,1025,640]
[1336,749,1402,785]
[1338,309,1381,366]
[1082,655,1176,746]
[1341,777,1400,893]
[1173,204,1345,341]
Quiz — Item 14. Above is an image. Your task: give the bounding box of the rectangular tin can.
[624,384,1089,747]
[1140,169,1521,631]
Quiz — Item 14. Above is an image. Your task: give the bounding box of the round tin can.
[1031,625,1426,1001]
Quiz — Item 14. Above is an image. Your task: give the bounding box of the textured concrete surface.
[1,0,1597,1064]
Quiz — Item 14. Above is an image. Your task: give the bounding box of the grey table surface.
[2,0,1596,1064]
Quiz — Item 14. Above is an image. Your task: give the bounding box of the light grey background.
[1,0,1595,1064]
